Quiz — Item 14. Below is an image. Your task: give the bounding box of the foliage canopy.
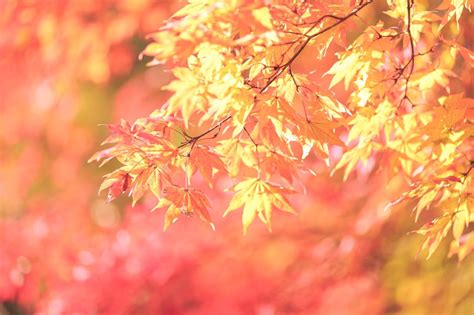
[92,0,474,260]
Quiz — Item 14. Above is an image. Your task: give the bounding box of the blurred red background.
[0,1,473,314]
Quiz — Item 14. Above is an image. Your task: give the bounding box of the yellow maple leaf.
[224,178,295,234]
[252,7,274,29]
[215,139,257,176]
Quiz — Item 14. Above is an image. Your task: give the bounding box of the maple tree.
[93,0,474,260]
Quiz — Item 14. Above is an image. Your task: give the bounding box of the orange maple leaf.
[153,186,214,231]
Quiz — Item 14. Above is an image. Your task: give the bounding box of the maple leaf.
[164,65,208,127]
[297,116,345,160]
[185,144,227,187]
[259,147,301,185]
[127,165,173,206]
[153,186,214,231]
[215,139,257,177]
[252,7,274,29]
[224,178,295,234]
[416,214,453,259]
[129,167,153,206]
[437,0,473,29]
[99,170,131,203]
[449,231,474,261]
[442,39,474,67]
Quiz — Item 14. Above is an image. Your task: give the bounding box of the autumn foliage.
[1,0,474,314]
[93,0,474,257]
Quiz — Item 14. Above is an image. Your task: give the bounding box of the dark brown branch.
[396,0,416,107]
[177,116,232,155]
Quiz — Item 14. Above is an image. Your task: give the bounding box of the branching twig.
[257,0,374,93]
[244,126,261,178]
[177,116,232,155]
[396,0,416,107]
